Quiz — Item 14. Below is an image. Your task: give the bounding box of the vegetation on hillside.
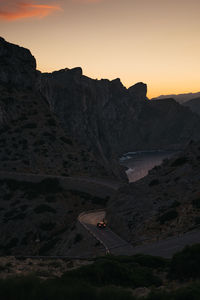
[1,244,200,299]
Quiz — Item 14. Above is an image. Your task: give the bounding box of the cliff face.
[40,70,200,166]
[0,37,109,178]
[0,37,37,89]
[1,37,200,178]
[41,69,147,165]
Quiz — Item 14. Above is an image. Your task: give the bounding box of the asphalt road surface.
[79,210,200,257]
[79,210,135,255]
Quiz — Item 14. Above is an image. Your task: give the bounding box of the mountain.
[107,141,200,244]
[0,37,117,255]
[183,97,200,116]
[151,92,200,104]
[40,72,200,162]
[0,37,110,178]
[1,37,200,255]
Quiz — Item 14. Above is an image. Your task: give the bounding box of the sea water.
[120,150,177,182]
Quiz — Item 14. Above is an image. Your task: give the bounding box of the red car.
[97,221,106,229]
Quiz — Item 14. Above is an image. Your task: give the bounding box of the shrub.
[3,193,12,201]
[47,119,56,127]
[5,238,18,250]
[0,274,138,300]
[99,286,134,300]
[147,282,200,300]
[149,179,160,186]
[43,132,54,141]
[171,156,188,167]
[4,210,16,218]
[129,254,168,270]
[45,195,56,203]
[20,205,28,212]
[169,244,200,280]
[69,190,106,205]
[34,204,56,214]
[63,259,162,288]
[60,136,73,145]
[195,217,200,225]
[4,212,26,223]
[21,122,37,129]
[74,234,83,244]
[39,222,56,231]
[192,198,200,209]
[158,210,178,224]
[170,200,181,208]
[39,237,60,255]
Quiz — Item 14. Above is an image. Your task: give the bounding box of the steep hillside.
[0,175,109,255]
[0,37,118,255]
[107,141,200,244]
[0,37,109,178]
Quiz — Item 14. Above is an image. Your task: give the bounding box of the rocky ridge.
[41,69,200,165]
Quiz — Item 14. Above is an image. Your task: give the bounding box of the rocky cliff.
[0,37,37,89]
[40,70,200,168]
[2,37,199,178]
[0,37,110,178]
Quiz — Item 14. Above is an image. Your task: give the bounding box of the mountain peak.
[128,82,147,100]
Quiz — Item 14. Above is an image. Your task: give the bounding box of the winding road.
[1,171,200,258]
[79,210,134,255]
[79,210,200,258]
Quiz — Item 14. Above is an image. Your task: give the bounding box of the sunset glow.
[0,1,61,20]
[1,0,200,98]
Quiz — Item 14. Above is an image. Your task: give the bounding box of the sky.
[0,0,200,98]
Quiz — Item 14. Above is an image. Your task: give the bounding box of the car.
[97,221,106,229]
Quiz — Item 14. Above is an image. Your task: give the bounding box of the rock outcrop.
[0,37,110,178]
[0,37,37,89]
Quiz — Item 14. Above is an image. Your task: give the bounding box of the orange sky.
[0,0,200,98]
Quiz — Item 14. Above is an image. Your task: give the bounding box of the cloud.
[0,1,61,21]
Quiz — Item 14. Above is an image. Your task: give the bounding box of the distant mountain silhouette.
[152,92,200,104]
